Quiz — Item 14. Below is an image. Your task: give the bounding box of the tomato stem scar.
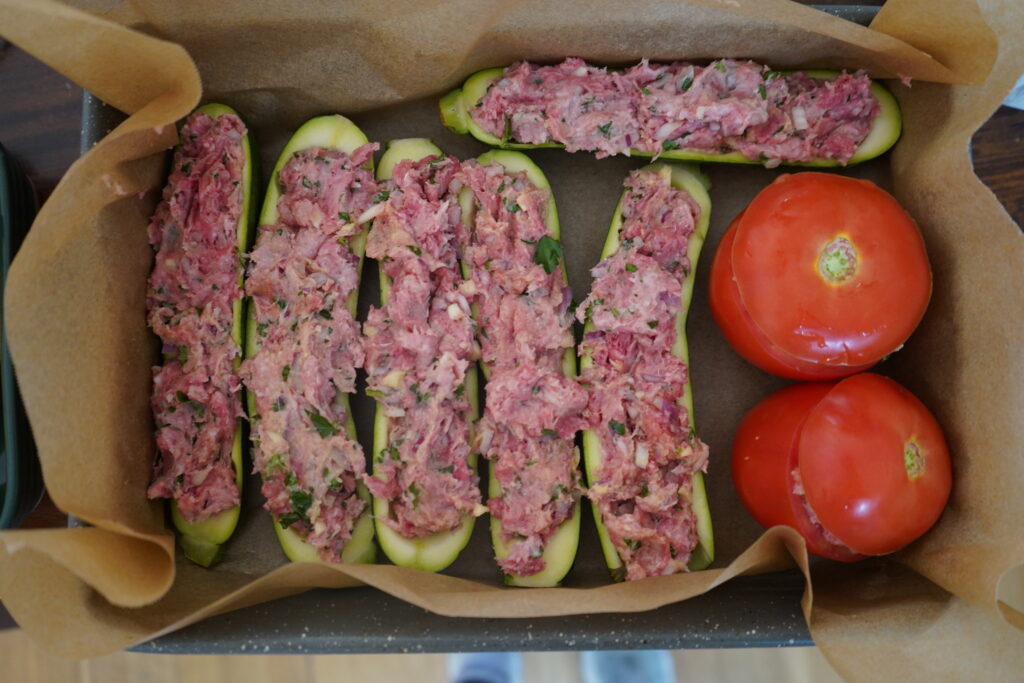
[904,440,924,479]
[818,236,858,283]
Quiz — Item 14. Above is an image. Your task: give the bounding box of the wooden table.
[1,39,1022,530]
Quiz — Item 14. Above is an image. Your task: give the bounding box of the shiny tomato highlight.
[732,374,951,560]
[710,173,931,380]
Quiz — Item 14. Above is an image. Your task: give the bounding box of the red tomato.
[709,173,931,380]
[798,374,952,555]
[731,382,866,561]
[709,214,871,380]
[732,374,951,560]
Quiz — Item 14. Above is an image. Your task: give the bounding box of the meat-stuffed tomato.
[732,373,951,560]
[709,173,931,380]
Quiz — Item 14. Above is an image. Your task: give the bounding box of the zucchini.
[580,163,715,580]
[245,115,375,565]
[168,102,255,567]
[460,150,581,587]
[439,66,901,167]
[368,138,479,572]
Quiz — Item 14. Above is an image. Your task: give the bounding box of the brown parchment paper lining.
[1,0,1021,676]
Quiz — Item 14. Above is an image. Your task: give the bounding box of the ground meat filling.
[791,468,856,553]
[473,58,879,165]
[460,160,586,577]
[147,111,246,522]
[363,154,483,538]
[578,169,710,581]
[242,143,378,562]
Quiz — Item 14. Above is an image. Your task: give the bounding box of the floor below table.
[1,627,842,682]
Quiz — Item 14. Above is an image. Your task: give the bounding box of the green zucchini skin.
[368,138,479,573]
[245,115,376,565]
[460,149,581,587]
[168,102,255,568]
[439,66,902,167]
[580,163,715,581]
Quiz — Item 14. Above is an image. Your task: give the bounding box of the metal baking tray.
[71,4,880,655]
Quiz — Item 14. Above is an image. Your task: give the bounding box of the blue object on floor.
[448,652,523,683]
[580,649,675,683]
[446,649,676,683]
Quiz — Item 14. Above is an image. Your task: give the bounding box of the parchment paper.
[0,0,1021,678]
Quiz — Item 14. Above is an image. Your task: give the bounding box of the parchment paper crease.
[0,0,1021,678]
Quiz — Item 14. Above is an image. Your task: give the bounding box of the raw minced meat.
[460,159,586,577]
[147,110,246,522]
[791,468,855,552]
[242,143,378,562]
[473,58,879,165]
[578,168,709,580]
[362,153,483,538]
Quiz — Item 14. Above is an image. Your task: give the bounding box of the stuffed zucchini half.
[459,150,582,587]
[243,115,376,564]
[440,60,901,167]
[147,103,255,567]
[364,138,482,572]
[579,163,714,581]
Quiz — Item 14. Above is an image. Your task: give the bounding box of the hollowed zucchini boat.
[580,163,715,580]
[169,102,255,568]
[245,115,375,564]
[369,138,480,572]
[440,66,901,167]
[459,149,581,587]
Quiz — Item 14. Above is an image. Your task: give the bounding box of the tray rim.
[72,3,881,655]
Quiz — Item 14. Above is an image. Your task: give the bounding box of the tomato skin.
[731,382,866,562]
[709,173,931,380]
[798,374,952,555]
[709,216,875,380]
[731,382,833,529]
[732,374,951,560]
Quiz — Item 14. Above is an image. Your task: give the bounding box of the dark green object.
[0,143,43,529]
[533,235,563,274]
